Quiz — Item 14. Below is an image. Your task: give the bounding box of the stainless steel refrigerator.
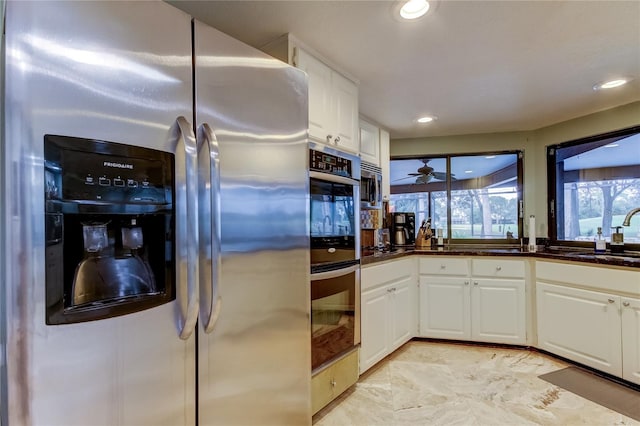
[1,1,311,425]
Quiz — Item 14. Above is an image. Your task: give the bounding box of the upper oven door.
[310,172,359,270]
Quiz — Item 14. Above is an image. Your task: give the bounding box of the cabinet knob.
[464,281,469,285]
[440,265,446,270]
[607,298,615,304]
[330,380,336,387]
[326,134,333,144]
[623,301,630,307]
[496,266,502,271]
[334,136,341,144]
[473,281,479,286]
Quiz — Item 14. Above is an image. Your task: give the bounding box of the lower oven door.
[310,264,360,372]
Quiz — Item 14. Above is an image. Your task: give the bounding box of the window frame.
[390,150,524,245]
[546,125,640,250]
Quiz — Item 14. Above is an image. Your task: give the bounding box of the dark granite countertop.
[360,246,640,269]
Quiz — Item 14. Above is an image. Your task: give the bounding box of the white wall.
[390,101,640,238]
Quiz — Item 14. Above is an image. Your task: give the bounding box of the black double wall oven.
[309,144,361,372]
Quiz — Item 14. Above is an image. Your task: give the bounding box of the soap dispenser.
[594,227,606,254]
[610,226,624,253]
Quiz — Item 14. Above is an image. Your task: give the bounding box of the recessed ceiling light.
[417,116,436,123]
[593,79,629,91]
[400,0,430,20]
[604,143,619,148]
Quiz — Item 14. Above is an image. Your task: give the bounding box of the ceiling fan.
[393,159,455,184]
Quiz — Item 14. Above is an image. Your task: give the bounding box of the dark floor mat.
[539,367,640,421]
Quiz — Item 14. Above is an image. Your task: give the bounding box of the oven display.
[310,149,352,177]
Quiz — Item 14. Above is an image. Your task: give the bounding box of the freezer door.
[2,2,196,425]
[193,20,312,425]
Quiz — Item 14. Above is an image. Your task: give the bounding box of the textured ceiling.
[169,0,640,139]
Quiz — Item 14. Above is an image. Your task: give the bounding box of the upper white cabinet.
[379,129,390,201]
[359,118,380,166]
[261,35,359,153]
[418,257,526,345]
[360,258,418,374]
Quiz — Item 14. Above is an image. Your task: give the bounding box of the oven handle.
[310,170,359,187]
[310,264,359,281]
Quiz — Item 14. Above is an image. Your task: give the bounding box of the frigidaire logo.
[103,161,134,170]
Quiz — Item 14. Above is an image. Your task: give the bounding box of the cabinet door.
[536,282,622,376]
[622,297,640,385]
[360,286,390,374]
[359,119,380,166]
[390,277,413,351]
[419,276,470,339]
[295,48,332,143]
[379,129,390,200]
[471,279,526,344]
[331,71,359,153]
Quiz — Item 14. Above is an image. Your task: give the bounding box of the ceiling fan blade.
[392,176,416,182]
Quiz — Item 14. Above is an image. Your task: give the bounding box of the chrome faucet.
[622,207,640,226]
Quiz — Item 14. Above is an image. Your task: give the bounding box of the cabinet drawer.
[361,258,415,291]
[472,258,524,278]
[419,257,469,276]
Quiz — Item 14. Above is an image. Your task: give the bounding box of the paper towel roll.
[528,215,536,252]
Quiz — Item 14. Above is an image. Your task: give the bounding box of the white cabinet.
[418,257,526,345]
[360,258,417,374]
[535,260,640,384]
[379,129,390,201]
[622,296,640,385]
[261,34,360,153]
[536,282,622,376]
[295,48,359,153]
[359,118,380,166]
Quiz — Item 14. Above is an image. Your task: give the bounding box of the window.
[548,126,640,247]
[390,152,523,244]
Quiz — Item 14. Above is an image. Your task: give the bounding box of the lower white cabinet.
[360,258,417,374]
[536,282,623,376]
[536,260,640,385]
[622,296,640,384]
[418,257,526,345]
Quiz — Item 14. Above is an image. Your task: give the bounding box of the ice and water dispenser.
[45,135,175,324]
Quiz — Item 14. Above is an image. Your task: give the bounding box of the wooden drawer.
[311,349,359,414]
[472,258,525,278]
[419,257,469,276]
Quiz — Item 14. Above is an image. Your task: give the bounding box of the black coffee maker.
[391,212,415,247]
[44,135,175,325]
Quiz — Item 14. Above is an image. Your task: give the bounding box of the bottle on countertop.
[610,226,624,253]
[594,227,606,254]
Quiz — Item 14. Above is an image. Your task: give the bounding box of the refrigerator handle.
[197,123,222,334]
[175,116,200,340]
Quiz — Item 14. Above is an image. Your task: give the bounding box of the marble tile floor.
[313,340,640,426]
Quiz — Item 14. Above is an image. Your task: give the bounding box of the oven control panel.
[310,149,352,178]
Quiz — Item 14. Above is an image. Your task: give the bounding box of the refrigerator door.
[2,2,196,425]
[193,21,312,425]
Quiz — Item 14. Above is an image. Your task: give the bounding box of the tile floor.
[313,340,640,425]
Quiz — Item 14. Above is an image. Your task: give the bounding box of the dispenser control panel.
[45,135,173,205]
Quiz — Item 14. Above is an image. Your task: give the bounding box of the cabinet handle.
[334,136,341,144]
[330,379,336,387]
[326,134,333,144]
[608,298,615,304]
[464,281,469,285]
[623,301,630,307]
[474,281,479,286]
[387,288,393,293]
[496,266,502,271]
[440,265,446,270]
